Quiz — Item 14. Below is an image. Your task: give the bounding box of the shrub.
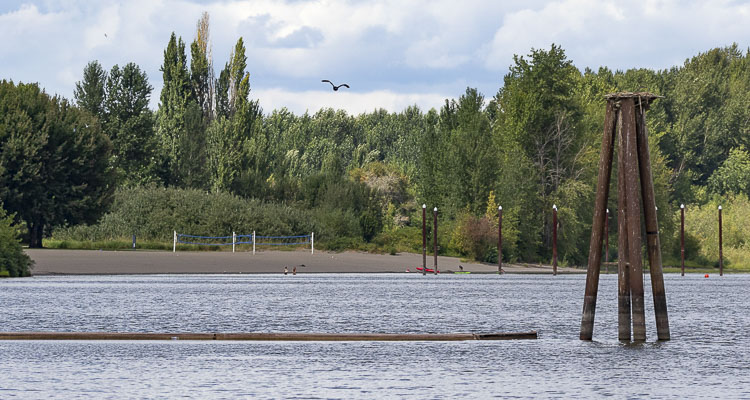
[681,194,750,270]
[51,186,321,242]
[0,205,33,277]
[450,212,497,261]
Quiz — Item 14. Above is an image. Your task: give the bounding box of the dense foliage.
[0,80,115,247]
[2,12,750,269]
[0,205,32,277]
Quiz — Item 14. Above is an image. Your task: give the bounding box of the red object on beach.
[416,267,437,273]
[705,274,709,278]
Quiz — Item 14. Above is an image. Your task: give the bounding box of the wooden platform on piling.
[0,331,537,341]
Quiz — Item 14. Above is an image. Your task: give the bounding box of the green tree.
[450,87,496,214]
[104,63,158,185]
[707,146,750,195]
[493,44,586,261]
[74,60,107,118]
[156,32,191,185]
[0,80,115,247]
[0,204,32,277]
[206,37,264,193]
[191,12,214,120]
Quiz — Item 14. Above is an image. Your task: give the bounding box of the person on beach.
[284,266,288,275]
[459,265,463,272]
[293,266,297,275]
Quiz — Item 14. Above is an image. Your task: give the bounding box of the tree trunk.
[29,220,44,248]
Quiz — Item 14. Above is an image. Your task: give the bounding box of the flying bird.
[321,80,349,91]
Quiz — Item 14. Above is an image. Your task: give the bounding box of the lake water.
[1,273,749,398]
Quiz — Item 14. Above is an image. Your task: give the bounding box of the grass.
[41,232,462,258]
[44,238,318,253]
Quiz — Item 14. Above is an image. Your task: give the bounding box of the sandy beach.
[25,249,584,275]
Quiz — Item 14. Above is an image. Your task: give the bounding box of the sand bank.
[25,249,584,275]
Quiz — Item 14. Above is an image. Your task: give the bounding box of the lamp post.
[498,205,503,274]
[553,204,558,276]
[719,205,723,277]
[433,207,438,275]
[680,204,685,277]
[422,204,426,276]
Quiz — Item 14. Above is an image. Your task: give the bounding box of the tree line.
[2,12,750,276]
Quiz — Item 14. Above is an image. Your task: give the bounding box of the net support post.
[311,232,314,254]
[173,230,177,253]
[253,231,256,255]
[232,232,236,253]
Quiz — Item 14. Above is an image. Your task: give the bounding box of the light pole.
[422,204,426,276]
[552,204,558,276]
[498,205,503,274]
[719,205,723,276]
[680,204,685,277]
[433,207,438,275]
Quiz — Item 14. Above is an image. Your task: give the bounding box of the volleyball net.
[173,231,314,254]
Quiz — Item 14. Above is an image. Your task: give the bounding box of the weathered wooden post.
[433,207,438,275]
[623,98,646,341]
[422,204,427,276]
[498,205,503,274]
[552,204,558,276]
[581,100,618,341]
[616,111,632,341]
[580,92,670,342]
[680,204,685,277]
[635,100,669,340]
[719,205,723,276]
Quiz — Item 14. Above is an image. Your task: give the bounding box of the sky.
[1,0,749,115]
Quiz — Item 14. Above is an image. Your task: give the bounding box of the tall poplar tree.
[104,63,157,185]
[156,32,191,185]
[74,60,107,118]
[191,12,214,120]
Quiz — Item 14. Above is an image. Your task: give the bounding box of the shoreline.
[24,248,585,275]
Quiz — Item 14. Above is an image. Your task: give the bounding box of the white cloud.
[254,88,449,115]
[0,0,748,114]
[484,0,750,72]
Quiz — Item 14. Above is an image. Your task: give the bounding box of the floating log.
[0,331,537,341]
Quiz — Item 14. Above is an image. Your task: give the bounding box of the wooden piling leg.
[580,101,618,340]
[622,99,647,342]
[616,108,632,341]
[635,103,670,340]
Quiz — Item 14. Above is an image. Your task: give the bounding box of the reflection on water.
[1,274,749,398]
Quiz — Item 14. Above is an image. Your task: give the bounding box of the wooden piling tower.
[580,92,670,342]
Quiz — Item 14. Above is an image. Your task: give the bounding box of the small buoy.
[705,274,709,278]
